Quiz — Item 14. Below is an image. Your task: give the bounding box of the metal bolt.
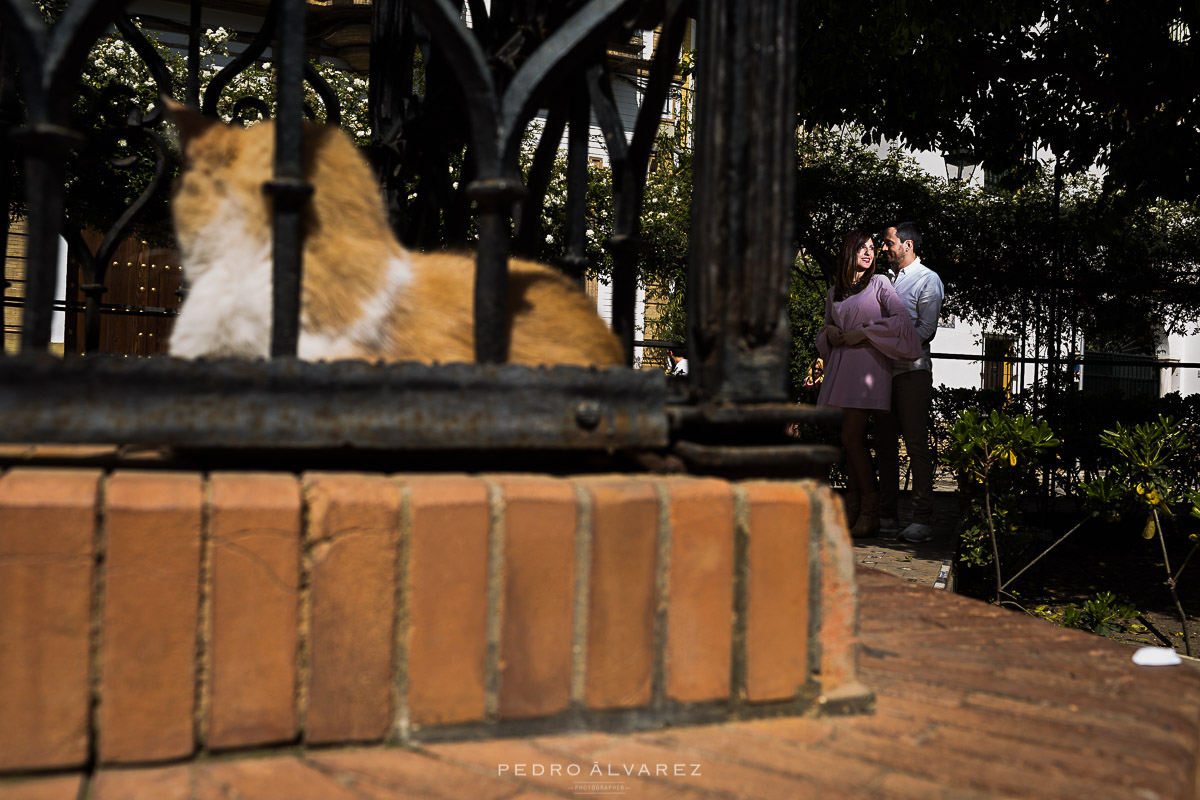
[575,400,601,430]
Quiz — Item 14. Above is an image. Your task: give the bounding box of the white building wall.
[542,77,644,167]
[929,317,980,390]
[593,280,647,367]
[1186,334,1200,397]
[1166,331,1200,397]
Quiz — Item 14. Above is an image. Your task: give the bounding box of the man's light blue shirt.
[892,257,944,374]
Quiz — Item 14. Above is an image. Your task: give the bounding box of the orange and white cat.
[164,101,623,367]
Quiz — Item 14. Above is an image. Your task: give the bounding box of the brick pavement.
[5,566,1198,799]
[853,488,958,590]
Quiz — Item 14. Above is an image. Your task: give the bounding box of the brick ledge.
[0,469,865,772]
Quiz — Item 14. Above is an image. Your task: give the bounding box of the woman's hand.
[841,327,869,348]
[823,325,843,347]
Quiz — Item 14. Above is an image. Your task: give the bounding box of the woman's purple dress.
[816,275,923,410]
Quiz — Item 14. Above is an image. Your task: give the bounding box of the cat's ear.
[161,95,217,157]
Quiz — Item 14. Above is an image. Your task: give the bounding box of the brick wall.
[0,468,869,773]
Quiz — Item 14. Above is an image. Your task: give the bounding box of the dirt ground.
[1001,511,1200,655]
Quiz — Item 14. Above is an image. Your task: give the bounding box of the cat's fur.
[165,101,623,367]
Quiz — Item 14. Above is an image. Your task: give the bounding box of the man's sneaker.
[879,517,902,534]
[900,523,934,543]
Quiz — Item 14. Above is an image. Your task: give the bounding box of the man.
[668,349,689,376]
[877,221,944,543]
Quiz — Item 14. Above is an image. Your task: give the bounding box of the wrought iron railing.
[0,0,838,475]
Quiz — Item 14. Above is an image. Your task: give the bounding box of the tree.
[790,126,1200,349]
[793,2,1200,203]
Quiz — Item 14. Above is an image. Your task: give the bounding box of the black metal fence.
[0,0,838,475]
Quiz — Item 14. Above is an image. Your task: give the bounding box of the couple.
[816,222,944,541]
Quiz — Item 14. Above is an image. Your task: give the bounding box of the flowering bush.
[944,409,1060,599]
[1081,415,1192,527]
[1079,415,1199,655]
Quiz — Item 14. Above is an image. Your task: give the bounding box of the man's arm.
[913,274,945,345]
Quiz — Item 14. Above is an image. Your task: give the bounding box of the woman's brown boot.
[843,489,861,529]
[850,491,880,538]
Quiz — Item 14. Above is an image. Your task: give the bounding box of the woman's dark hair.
[834,229,875,301]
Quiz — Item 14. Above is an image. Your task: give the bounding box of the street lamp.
[943,147,978,182]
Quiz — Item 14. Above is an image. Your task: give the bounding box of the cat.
[163,99,623,367]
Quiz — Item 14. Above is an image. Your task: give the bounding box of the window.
[982,335,1015,392]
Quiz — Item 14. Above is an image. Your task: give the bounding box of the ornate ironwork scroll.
[67,15,175,353]
[582,0,689,362]
[0,0,129,352]
[404,0,642,363]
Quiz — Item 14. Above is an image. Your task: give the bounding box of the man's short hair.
[891,221,922,251]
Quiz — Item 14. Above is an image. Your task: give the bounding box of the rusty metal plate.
[0,355,668,451]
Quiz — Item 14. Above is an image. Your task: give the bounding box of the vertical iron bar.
[0,34,13,356]
[18,156,65,353]
[584,62,635,363]
[513,102,567,258]
[687,0,796,402]
[470,192,515,363]
[266,0,311,358]
[186,0,201,108]
[608,243,637,365]
[562,85,591,288]
[1047,160,1064,503]
[83,283,103,353]
[0,153,9,356]
[369,0,414,237]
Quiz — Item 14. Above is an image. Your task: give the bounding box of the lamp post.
[943,147,978,182]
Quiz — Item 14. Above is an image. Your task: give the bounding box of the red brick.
[494,477,577,720]
[91,764,192,800]
[812,482,862,697]
[207,473,301,749]
[874,771,978,800]
[644,722,885,791]
[733,716,832,747]
[0,469,99,770]
[662,478,734,703]
[822,727,1120,799]
[426,738,690,798]
[921,724,1185,798]
[0,775,83,800]
[307,748,518,800]
[406,476,491,726]
[741,481,810,702]
[580,477,658,710]
[552,738,825,799]
[304,474,401,744]
[196,757,361,800]
[99,471,202,763]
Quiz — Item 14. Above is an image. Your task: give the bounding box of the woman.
[817,230,922,537]
[804,358,824,389]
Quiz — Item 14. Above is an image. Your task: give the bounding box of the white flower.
[545,234,554,243]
